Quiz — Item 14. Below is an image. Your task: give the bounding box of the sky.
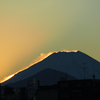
[0,0,100,82]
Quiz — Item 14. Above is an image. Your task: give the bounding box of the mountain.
[2,51,100,86]
[6,68,77,87]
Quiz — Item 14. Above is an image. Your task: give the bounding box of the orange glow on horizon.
[0,50,78,83]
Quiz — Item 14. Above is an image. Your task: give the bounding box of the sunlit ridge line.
[0,74,15,83]
[0,50,78,83]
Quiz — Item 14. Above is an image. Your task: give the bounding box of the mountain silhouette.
[2,51,100,86]
[6,68,76,87]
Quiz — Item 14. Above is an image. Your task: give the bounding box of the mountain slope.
[7,68,77,87]
[2,51,100,85]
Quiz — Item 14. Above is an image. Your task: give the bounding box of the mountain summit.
[2,51,100,85]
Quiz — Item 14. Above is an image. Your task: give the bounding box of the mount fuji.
[2,51,100,86]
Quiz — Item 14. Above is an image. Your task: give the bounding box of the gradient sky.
[0,0,100,82]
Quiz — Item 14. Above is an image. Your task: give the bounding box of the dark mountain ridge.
[7,68,77,87]
[2,51,100,86]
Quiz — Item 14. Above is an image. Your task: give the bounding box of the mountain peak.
[2,50,100,86]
